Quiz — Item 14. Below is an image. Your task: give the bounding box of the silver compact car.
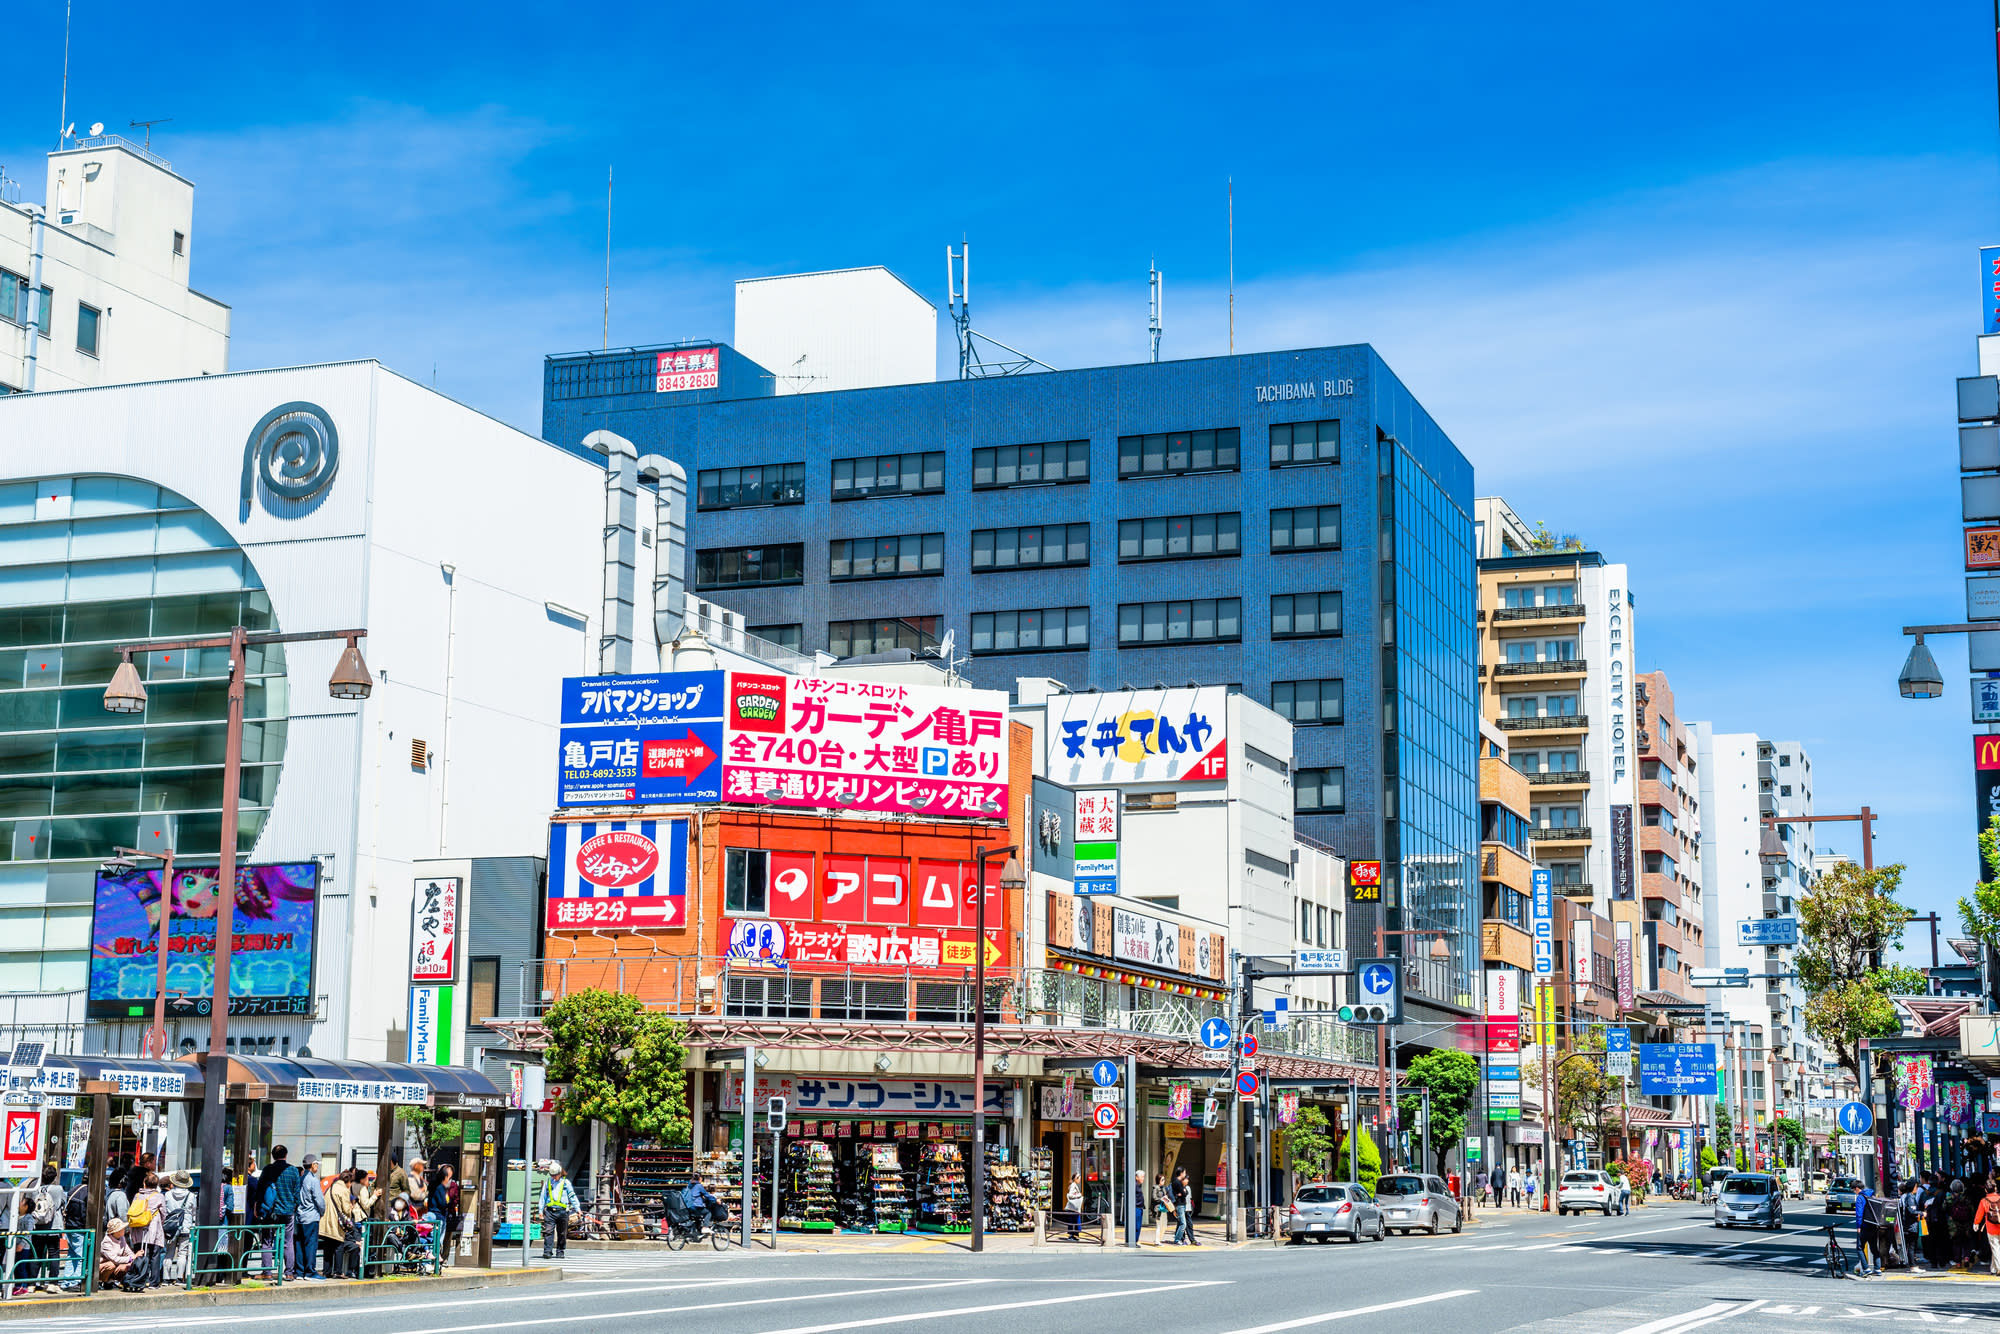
[1713,1172,1784,1230]
[1285,1181,1386,1244]
[1373,1172,1462,1235]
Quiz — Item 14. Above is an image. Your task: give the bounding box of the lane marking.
[54,1277,766,1328]
[1218,1289,1480,1334]
[388,1278,998,1334]
[1613,1301,1764,1334]
[753,1281,1231,1334]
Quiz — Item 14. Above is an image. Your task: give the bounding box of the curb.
[0,1266,560,1319]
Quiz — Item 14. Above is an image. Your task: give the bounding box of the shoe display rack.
[1028,1147,1055,1212]
[694,1150,743,1225]
[913,1142,969,1232]
[983,1150,1031,1231]
[782,1141,836,1230]
[861,1144,909,1233]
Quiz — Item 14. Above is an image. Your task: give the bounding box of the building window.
[1117,428,1240,478]
[1269,506,1341,552]
[1549,863,1585,885]
[1116,598,1242,646]
[831,451,945,499]
[1116,513,1242,562]
[1296,767,1344,814]
[971,524,1088,571]
[1271,592,1341,639]
[1534,805,1582,829]
[0,274,52,336]
[830,533,944,579]
[1544,584,1576,605]
[1779,784,1792,796]
[1269,418,1340,466]
[827,616,938,658]
[1546,749,1579,772]
[697,463,805,509]
[1299,899,1311,942]
[748,623,803,652]
[172,231,185,257]
[972,440,1089,487]
[468,957,500,1027]
[970,607,1089,654]
[75,303,100,358]
[1271,678,1344,726]
[1545,694,1578,717]
[694,543,803,590]
[725,848,769,915]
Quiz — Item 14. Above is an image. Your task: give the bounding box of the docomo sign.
[655,346,719,393]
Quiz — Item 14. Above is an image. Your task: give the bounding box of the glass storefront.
[0,475,288,992]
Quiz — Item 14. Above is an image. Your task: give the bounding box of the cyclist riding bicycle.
[682,1179,729,1236]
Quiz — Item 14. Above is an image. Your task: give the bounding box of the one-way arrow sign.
[643,730,719,784]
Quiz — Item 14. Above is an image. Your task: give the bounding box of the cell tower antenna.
[1227,177,1235,355]
[1148,261,1164,364]
[946,239,1056,379]
[57,0,72,150]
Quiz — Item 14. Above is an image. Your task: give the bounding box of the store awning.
[211,1056,506,1109]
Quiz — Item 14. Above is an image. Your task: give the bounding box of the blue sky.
[6,2,1996,957]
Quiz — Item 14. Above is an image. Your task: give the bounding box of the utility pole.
[1538,977,1554,1209]
[1226,950,1242,1242]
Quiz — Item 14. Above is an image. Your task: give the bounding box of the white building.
[0,362,606,1153]
[732,267,936,393]
[1,138,230,393]
[1692,727,1821,1128]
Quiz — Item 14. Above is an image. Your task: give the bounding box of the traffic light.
[766,1095,787,1131]
[1338,1002,1392,1024]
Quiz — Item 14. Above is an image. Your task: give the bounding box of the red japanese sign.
[575,830,660,888]
[724,918,1005,972]
[721,675,1009,819]
[655,346,719,393]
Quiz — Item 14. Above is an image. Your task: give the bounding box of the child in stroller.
[376,1196,438,1275]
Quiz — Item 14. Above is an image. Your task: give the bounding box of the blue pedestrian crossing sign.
[1837,1101,1874,1136]
[1200,1018,1233,1050]
[1091,1059,1120,1087]
[1605,1028,1631,1054]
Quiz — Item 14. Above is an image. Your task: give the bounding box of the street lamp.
[1895,622,1988,699]
[969,842,1023,1254]
[103,844,179,1059]
[103,623,370,1231]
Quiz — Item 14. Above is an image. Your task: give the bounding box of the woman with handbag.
[1153,1175,1177,1245]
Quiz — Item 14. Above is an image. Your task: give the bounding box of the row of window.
[748,593,1343,655]
[692,420,1343,510]
[695,509,1338,588]
[0,271,101,358]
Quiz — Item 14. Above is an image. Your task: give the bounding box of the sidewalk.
[0,1265,558,1320]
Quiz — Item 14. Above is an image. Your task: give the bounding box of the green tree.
[1334,1127,1382,1192]
[1797,860,1927,1083]
[394,1107,464,1162]
[1526,520,1585,552]
[1398,1050,1480,1173]
[1280,1105,1334,1181]
[1556,1026,1631,1162]
[1958,816,2000,948]
[541,988,693,1195]
[1771,1115,1805,1165]
[1698,1145,1717,1173]
[1714,1102,1732,1153]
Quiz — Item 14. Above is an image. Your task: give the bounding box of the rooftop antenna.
[1148,261,1164,364]
[56,0,71,150]
[603,165,613,350]
[128,118,173,151]
[1227,177,1235,355]
[945,239,1056,379]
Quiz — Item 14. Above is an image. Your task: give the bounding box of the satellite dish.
[937,629,956,661]
[88,122,103,136]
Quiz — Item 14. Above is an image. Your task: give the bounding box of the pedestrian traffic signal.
[1339,1002,1392,1023]
[766,1095,787,1130]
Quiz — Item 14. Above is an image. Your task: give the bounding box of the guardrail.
[188,1222,286,1288]
[0,1227,94,1297]
[359,1219,444,1277]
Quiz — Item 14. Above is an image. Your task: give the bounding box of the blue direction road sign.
[1638,1042,1718,1095]
[1837,1101,1874,1136]
[1605,1028,1632,1054]
[1199,1018,1233,1051]
[1360,963,1396,997]
[1091,1059,1120,1087]
[1737,918,1800,947]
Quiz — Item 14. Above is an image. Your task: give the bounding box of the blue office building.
[543,342,1479,1002]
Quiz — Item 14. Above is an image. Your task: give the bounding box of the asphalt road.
[12,1203,2000,1334]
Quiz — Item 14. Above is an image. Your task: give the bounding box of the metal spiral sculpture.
[240,401,339,508]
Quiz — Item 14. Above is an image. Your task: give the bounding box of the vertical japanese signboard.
[1983,246,2000,335]
[1073,790,1120,895]
[1530,868,1555,977]
[410,877,459,982]
[1614,920,1635,1010]
[1043,687,1230,784]
[558,671,1010,819]
[1975,736,2000,841]
[1609,804,1636,902]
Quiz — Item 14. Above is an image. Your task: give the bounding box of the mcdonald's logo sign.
[1977,736,2000,771]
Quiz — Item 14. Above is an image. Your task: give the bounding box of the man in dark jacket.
[256,1147,304,1278]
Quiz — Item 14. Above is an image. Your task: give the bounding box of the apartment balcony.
[1528,826,1592,846]
[1481,919,1535,972]
[1489,658,1588,679]
[1490,603,1587,624]
[1497,713,1589,733]
[1526,769,1590,788]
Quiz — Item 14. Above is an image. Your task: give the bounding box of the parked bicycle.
[1822,1224,1848,1280]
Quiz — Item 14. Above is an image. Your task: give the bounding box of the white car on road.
[1557,1169,1628,1215]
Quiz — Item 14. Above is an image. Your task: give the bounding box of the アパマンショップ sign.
[556,670,1010,819]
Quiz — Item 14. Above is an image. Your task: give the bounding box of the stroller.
[377,1218,440,1275]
